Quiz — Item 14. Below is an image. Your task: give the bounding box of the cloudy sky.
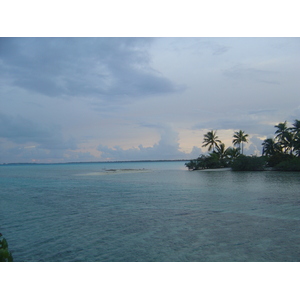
[0,37,300,163]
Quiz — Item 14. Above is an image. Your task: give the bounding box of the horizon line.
[0,159,191,165]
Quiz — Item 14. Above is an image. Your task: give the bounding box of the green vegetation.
[231,155,266,171]
[0,233,13,262]
[262,120,300,169]
[232,130,249,155]
[202,130,221,152]
[185,129,251,170]
[274,157,300,171]
[185,119,300,171]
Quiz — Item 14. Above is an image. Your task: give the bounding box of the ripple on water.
[1,163,300,261]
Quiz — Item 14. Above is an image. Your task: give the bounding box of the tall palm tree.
[274,121,288,142]
[289,119,300,135]
[202,130,221,152]
[289,119,300,155]
[275,121,288,135]
[232,130,249,155]
[262,138,281,156]
[283,131,295,155]
[274,121,294,154]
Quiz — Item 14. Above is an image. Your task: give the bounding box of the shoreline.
[192,168,232,172]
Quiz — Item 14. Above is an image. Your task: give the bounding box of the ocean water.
[1,161,299,262]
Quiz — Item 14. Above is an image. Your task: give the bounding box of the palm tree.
[275,121,288,136]
[274,121,295,154]
[294,135,300,157]
[274,121,288,143]
[202,130,221,152]
[289,119,300,135]
[224,147,240,166]
[289,119,300,155]
[283,131,295,155]
[214,143,226,160]
[262,138,281,156]
[232,130,249,155]
[225,147,240,158]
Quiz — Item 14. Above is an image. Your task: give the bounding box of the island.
[185,120,300,171]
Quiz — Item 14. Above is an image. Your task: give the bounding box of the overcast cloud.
[0,37,299,163]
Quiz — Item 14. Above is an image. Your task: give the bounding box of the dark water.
[1,162,299,261]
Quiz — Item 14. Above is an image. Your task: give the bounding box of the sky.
[1,3,300,298]
[1,37,300,163]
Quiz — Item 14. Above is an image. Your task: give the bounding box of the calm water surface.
[1,161,299,261]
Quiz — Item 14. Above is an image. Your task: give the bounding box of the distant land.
[0,159,190,166]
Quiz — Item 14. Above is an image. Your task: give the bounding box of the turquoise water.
[1,161,299,261]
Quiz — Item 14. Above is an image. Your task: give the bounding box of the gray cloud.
[247,136,265,156]
[0,145,91,163]
[223,63,280,85]
[97,127,193,161]
[168,38,230,56]
[248,109,277,115]
[0,112,77,150]
[191,108,279,137]
[1,37,299,163]
[189,146,204,158]
[0,112,52,143]
[0,37,181,100]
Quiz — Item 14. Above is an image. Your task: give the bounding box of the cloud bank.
[97,126,201,161]
[1,37,299,163]
[0,38,181,100]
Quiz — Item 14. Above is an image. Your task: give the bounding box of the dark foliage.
[186,121,300,172]
[231,155,266,171]
[185,153,224,170]
[186,129,247,170]
[266,153,293,168]
[0,233,13,262]
[262,119,300,171]
[273,157,300,171]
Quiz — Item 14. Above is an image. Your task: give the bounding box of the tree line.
[185,119,300,171]
[261,120,300,170]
